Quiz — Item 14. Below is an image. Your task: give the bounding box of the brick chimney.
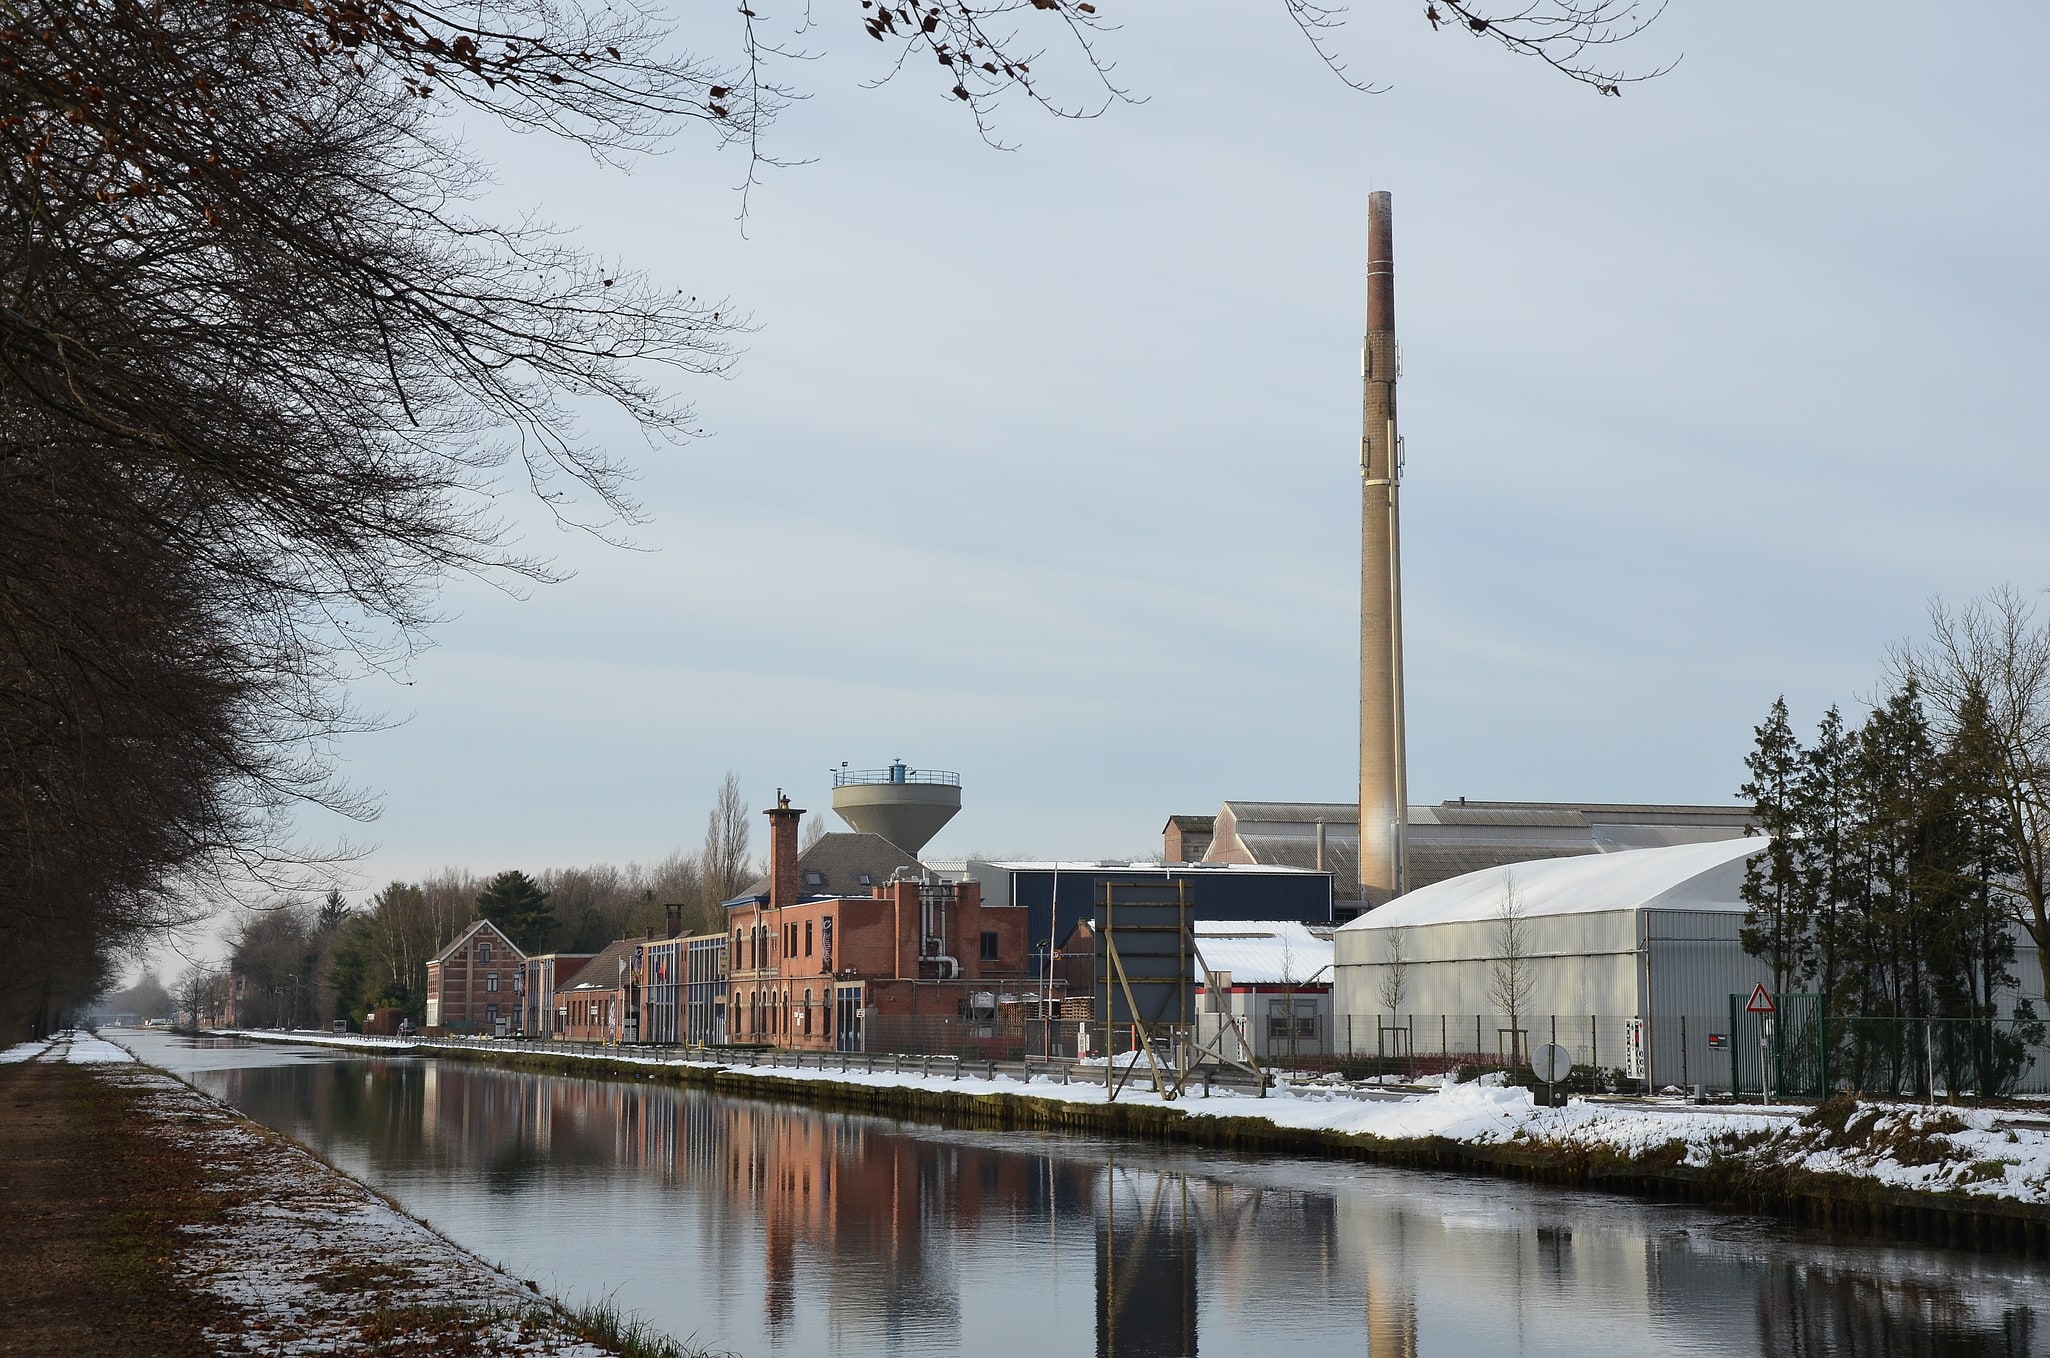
[765,789,804,914]
[665,902,683,938]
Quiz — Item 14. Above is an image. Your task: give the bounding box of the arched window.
[803,988,812,1035]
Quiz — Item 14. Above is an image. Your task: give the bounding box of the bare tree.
[1489,872,1535,1066]
[803,813,828,851]
[0,0,1671,1039]
[700,773,755,915]
[1377,926,1410,1016]
[1894,586,2050,1001]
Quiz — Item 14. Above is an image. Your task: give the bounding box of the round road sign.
[1531,1043,1573,1084]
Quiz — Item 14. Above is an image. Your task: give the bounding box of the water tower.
[830,761,962,856]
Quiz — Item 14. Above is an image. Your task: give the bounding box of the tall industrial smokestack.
[1358,190,1408,906]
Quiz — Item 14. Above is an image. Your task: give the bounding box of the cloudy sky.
[201,2,2050,938]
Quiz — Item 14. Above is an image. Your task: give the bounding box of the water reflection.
[129,1033,2050,1358]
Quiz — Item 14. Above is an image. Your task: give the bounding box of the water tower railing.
[832,768,961,788]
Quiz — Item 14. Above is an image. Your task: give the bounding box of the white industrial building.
[1333,838,1773,1087]
[1191,921,1337,1064]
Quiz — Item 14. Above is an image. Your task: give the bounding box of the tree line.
[1739,586,2050,1025]
[189,773,781,1027]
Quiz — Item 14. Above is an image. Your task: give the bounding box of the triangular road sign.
[1745,984,1776,1014]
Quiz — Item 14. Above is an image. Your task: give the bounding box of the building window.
[1267,998,1319,1039]
[803,988,813,1035]
[805,920,814,957]
[857,873,873,887]
[478,941,492,963]
[803,871,825,887]
[486,1004,499,1022]
[980,931,1000,962]
[486,973,499,992]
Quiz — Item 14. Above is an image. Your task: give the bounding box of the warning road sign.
[1745,984,1775,1014]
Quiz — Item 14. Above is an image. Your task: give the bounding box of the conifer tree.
[1798,705,1859,1010]
[477,871,556,954]
[1739,696,1810,994]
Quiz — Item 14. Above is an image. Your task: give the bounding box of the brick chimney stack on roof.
[766,789,804,913]
[665,902,683,938]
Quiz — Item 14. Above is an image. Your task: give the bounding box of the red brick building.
[558,938,638,1043]
[424,920,525,1035]
[727,791,1045,1051]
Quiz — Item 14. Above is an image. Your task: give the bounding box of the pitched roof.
[1163,814,1215,832]
[560,938,640,992]
[734,832,921,902]
[427,918,524,967]
[1192,921,1336,986]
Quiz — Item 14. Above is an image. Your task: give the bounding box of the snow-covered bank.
[58,1031,691,1355]
[217,1028,2050,1216]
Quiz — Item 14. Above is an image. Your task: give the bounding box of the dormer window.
[802,871,825,887]
[856,873,873,887]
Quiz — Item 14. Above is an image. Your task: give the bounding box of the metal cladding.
[1358,190,1409,907]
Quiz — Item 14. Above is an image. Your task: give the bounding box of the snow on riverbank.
[221,1028,2050,1209]
[87,1043,625,1355]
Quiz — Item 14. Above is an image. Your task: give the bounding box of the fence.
[1728,1006,2050,1101]
[1329,1008,2050,1099]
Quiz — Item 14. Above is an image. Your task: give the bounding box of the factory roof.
[1192,921,1336,987]
[733,832,921,902]
[1337,836,1768,932]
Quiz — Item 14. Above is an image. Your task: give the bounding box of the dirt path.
[1,1036,672,1356]
[0,1054,222,1357]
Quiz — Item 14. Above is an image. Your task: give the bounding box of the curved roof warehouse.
[1331,838,1773,1086]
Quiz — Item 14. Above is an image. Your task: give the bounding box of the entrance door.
[835,985,865,1053]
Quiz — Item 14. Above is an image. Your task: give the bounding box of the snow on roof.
[1191,920,1335,986]
[1338,836,1767,932]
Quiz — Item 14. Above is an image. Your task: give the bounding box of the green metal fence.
[1729,994,2049,1101]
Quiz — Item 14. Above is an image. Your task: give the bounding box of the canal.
[125,1031,2050,1356]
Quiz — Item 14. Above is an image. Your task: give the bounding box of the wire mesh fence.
[1326,1010,2050,1098]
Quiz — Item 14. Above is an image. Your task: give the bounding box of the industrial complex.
[397,192,2039,1093]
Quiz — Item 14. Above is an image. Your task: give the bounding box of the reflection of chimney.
[766,789,804,913]
[665,902,683,938]
[1358,189,1409,907]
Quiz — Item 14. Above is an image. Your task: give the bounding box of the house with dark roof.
[558,937,639,1043]
[424,920,525,1034]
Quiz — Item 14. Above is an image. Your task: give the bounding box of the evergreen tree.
[318,888,352,933]
[1852,682,1942,1019]
[1923,683,2021,1020]
[1799,706,1859,1010]
[1739,696,1811,994]
[477,871,555,953]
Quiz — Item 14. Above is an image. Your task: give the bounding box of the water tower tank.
[830,762,962,855]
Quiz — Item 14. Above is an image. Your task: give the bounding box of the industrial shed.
[1332,838,1773,1087]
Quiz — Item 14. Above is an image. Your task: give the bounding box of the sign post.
[1746,985,1776,1106]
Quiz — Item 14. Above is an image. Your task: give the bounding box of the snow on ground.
[222,1029,2050,1208]
[87,1045,623,1355]
[0,1038,50,1063]
[53,1031,137,1063]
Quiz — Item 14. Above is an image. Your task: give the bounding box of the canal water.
[124,1031,2050,1357]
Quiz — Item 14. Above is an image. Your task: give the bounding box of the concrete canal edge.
[271,1034,2050,1257]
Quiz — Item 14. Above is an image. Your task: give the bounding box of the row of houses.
[422,794,1059,1048]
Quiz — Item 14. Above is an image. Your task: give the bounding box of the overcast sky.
[157,3,2050,967]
